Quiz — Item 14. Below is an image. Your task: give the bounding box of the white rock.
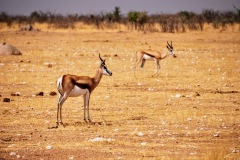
[141,142,147,145]
[10,152,16,156]
[175,94,181,98]
[138,132,144,137]
[89,137,114,142]
[231,148,239,153]
[46,145,52,150]
[213,132,220,137]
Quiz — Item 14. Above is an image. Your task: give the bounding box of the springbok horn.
[166,45,170,50]
[167,41,171,47]
[99,54,104,62]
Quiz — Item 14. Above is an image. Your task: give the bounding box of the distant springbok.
[132,41,176,77]
[56,54,112,126]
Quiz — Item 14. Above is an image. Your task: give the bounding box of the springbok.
[132,41,176,77]
[56,54,112,126]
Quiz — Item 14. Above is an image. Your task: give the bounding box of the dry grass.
[0,24,239,159]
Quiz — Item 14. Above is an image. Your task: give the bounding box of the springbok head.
[166,41,176,58]
[99,54,112,76]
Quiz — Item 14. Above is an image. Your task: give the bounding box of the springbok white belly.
[57,76,88,97]
[143,54,154,60]
[69,86,88,97]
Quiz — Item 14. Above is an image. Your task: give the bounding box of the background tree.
[128,11,148,30]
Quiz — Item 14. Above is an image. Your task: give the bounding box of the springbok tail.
[57,76,63,96]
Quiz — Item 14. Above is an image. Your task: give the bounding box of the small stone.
[3,98,10,102]
[37,92,44,96]
[11,92,21,96]
[213,132,220,137]
[46,145,52,150]
[175,94,181,98]
[49,91,57,96]
[138,132,144,137]
[231,148,239,153]
[141,142,147,145]
[194,92,200,96]
[10,152,16,156]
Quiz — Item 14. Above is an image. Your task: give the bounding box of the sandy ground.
[0,28,239,159]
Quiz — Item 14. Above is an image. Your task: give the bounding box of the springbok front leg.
[131,60,142,77]
[83,91,91,123]
[131,52,144,77]
[152,60,160,77]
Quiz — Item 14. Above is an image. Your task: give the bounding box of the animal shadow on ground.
[47,121,112,129]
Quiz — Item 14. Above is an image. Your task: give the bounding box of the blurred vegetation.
[0,6,239,32]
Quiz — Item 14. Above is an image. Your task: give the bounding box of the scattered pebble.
[213,132,220,137]
[49,91,57,96]
[3,98,10,102]
[69,156,74,160]
[89,137,114,142]
[36,92,44,96]
[141,142,147,145]
[231,148,239,153]
[175,94,181,98]
[10,152,16,156]
[11,92,21,96]
[138,132,144,137]
[46,145,52,150]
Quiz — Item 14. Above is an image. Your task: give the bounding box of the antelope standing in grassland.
[132,41,176,77]
[56,54,112,126]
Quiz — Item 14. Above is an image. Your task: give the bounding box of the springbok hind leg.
[141,59,146,68]
[56,94,63,126]
[57,92,69,126]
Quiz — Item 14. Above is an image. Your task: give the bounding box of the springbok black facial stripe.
[103,66,111,75]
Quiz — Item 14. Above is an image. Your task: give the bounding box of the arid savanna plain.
[0,23,239,159]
